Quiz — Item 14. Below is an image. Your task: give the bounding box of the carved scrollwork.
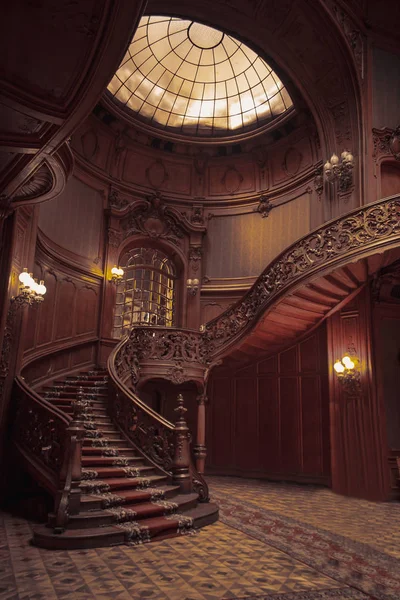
[13,397,65,474]
[110,391,174,473]
[121,193,185,247]
[205,198,400,352]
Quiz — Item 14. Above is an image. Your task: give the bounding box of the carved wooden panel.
[75,287,98,336]
[208,159,255,197]
[327,287,390,500]
[204,197,310,278]
[38,176,104,263]
[207,324,330,483]
[55,280,76,340]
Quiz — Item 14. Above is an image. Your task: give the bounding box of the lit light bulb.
[31,279,40,294]
[342,355,355,369]
[37,280,47,296]
[334,360,345,374]
[193,279,199,285]
[19,268,31,285]
[324,160,332,172]
[330,154,339,165]
[111,266,119,276]
[341,150,349,160]
[117,267,124,276]
[187,279,193,285]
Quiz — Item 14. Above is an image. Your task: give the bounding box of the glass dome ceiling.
[107,16,294,138]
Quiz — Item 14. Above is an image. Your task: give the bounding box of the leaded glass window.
[107,16,294,138]
[113,248,176,339]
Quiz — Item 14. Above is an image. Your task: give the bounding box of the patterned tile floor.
[2,476,400,600]
[210,477,400,559]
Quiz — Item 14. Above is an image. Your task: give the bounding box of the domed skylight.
[107,16,294,138]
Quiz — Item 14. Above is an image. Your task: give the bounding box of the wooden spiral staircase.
[11,195,400,548]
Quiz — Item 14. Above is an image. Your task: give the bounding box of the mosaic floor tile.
[3,476,398,599]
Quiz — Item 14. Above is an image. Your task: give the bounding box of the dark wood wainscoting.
[206,323,330,485]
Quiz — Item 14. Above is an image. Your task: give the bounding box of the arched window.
[113,247,177,338]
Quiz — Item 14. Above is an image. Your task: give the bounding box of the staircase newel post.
[54,387,86,532]
[172,394,192,494]
[193,393,207,474]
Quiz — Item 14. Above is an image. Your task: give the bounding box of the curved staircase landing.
[31,368,218,549]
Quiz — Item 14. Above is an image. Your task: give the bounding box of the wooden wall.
[204,195,311,278]
[206,323,330,484]
[22,240,102,363]
[327,287,390,501]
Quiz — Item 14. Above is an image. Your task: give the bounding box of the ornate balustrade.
[204,197,400,357]
[109,197,400,501]
[108,337,210,500]
[114,326,214,389]
[13,376,86,531]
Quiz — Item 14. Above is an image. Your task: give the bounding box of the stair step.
[82,456,143,467]
[82,466,154,479]
[83,439,130,448]
[42,390,108,399]
[80,484,180,510]
[82,446,136,456]
[79,475,167,493]
[52,494,199,530]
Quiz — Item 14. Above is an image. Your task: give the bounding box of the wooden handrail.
[108,333,210,500]
[13,376,85,530]
[204,195,400,359]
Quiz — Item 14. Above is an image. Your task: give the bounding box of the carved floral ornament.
[255,194,273,218]
[373,126,400,162]
[116,193,206,249]
[204,198,400,354]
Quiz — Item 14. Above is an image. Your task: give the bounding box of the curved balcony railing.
[204,196,400,358]
[13,376,86,531]
[108,332,210,501]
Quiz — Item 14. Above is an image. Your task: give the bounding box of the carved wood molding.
[119,192,207,247]
[204,197,400,358]
[372,126,400,163]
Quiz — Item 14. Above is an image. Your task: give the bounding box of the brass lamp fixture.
[333,354,361,397]
[324,150,354,193]
[110,266,124,285]
[13,268,47,308]
[187,278,199,296]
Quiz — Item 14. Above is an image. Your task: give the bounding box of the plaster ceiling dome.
[107,16,294,140]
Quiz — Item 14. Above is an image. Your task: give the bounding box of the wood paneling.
[327,287,390,500]
[207,323,330,483]
[204,196,310,278]
[22,246,102,362]
[22,342,97,387]
[38,176,104,263]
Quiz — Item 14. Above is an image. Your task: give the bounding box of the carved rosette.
[255,194,273,218]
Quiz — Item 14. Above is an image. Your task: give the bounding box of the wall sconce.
[333,355,361,397]
[12,268,47,308]
[110,266,124,285]
[187,278,199,296]
[324,150,354,193]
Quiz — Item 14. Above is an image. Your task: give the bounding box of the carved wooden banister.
[204,196,400,359]
[108,333,210,501]
[13,376,85,530]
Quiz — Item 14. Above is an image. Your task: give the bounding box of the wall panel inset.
[205,196,310,278]
[207,323,330,484]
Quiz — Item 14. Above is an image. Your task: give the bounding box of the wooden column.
[172,394,192,493]
[194,393,207,474]
[327,286,390,501]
